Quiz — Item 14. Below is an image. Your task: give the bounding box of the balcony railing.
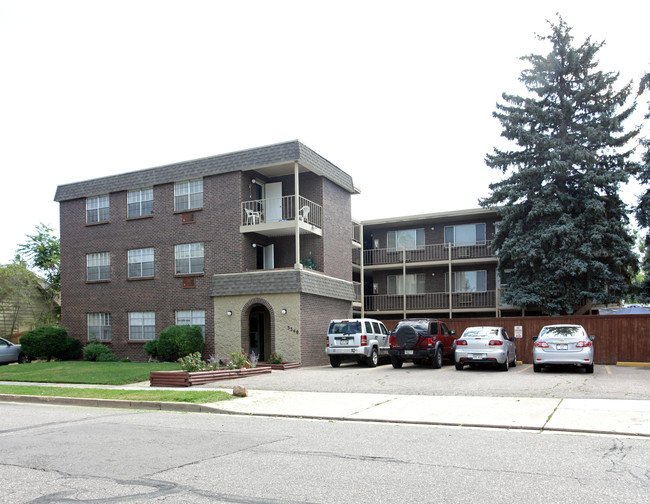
[241,195,322,230]
[364,290,497,311]
[364,241,494,266]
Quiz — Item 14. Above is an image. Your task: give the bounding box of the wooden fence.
[382,315,650,364]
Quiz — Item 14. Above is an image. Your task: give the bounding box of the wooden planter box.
[150,367,271,387]
[257,362,301,370]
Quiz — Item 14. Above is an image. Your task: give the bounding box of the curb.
[616,362,650,367]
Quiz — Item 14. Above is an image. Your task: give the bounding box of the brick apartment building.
[54,141,358,365]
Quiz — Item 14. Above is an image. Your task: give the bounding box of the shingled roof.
[54,140,356,202]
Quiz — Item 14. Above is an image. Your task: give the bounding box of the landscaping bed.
[150,367,272,387]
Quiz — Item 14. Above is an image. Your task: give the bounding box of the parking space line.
[605,365,612,375]
[517,364,533,373]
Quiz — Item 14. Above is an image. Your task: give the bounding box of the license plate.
[470,354,486,359]
[556,344,568,350]
[339,339,348,345]
[404,350,413,355]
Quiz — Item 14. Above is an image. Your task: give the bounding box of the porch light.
[281,308,287,315]
[227,311,232,316]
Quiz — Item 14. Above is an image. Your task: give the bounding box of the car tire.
[391,355,403,369]
[329,355,341,368]
[366,348,378,368]
[431,347,443,369]
[533,363,542,373]
[395,325,419,349]
[585,363,594,374]
[499,354,509,371]
[18,353,31,364]
[455,361,464,371]
[511,351,517,368]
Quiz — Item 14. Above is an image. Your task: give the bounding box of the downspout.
[360,223,365,318]
[294,161,302,270]
[403,246,407,319]
[448,243,453,318]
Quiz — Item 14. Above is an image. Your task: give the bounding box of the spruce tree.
[481,17,639,315]
[634,71,650,299]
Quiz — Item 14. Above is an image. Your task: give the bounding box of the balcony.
[363,241,495,268]
[241,195,323,237]
[364,291,497,313]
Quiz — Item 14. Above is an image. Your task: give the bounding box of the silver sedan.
[454,326,517,371]
[533,324,594,373]
[0,337,30,365]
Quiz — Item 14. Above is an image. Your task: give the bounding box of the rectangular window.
[87,252,111,281]
[127,188,154,218]
[445,270,487,292]
[175,310,206,338]
[387,273,425,295]
[444,223,486,246]
[129,312,156,340]
[128,248,154,278]
[175,243,204,275]
[174,179,203,211]
[387,229,425,251]
[87,313,111,341]
[86,195,110,224]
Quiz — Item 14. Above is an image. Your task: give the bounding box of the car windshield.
[463,328,498,338]
[540,326,583,339]
[329,321,361,334]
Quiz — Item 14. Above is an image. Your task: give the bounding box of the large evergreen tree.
[481,17,639,315]
[634,71,650,299]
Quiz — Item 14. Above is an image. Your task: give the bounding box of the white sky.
[1,0,648,265]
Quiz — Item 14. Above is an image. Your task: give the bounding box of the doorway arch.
[241,298,275,361]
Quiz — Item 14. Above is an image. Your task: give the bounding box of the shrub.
[230,350,248,369]
[145,326,204,362]
[83,343,119,362]
[268,353,283,364]
[19,326,81,361]
[178,352,207,372]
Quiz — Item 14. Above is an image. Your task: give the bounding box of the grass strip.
[0,361,181,385]
[0,384,234,404]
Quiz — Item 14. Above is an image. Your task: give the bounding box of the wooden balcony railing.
[364,290,497,311]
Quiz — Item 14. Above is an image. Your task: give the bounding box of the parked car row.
[325,319,595,373]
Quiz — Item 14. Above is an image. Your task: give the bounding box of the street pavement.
[2,364,650,437]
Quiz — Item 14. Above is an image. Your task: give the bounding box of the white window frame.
[175,243,204,275]
[86,195,110,224]
[128,247,154,278]
[387,228,425,251]
[175,310,206,338]
[87,252,111,281]
[174,178,203,211]
[87,313,111,341]
[444,223,486,246]
[129,312,156,340]
[445,270,488,293]
[127,187,154,218]
[387,273,425,295]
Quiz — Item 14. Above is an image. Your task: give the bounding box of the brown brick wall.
[300,293,352,366]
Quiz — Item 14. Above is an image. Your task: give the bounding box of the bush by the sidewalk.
[83,343,119,362]
[144,325,203,362]
[19,326,82,361]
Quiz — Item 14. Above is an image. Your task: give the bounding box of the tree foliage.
[481,16,640,315]
[17,223,60,292]
[634,70,650,300]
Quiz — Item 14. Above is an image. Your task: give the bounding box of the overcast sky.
[1,0,648,265]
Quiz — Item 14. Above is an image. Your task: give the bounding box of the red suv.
[389,319,457,369]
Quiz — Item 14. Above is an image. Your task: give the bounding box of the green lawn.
[0,384,233,403]
[0,361,181,385]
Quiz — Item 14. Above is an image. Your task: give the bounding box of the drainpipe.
[360,223,365,318]
[294,161,302,270]
[403,246,407,319]
[448,243,452,318]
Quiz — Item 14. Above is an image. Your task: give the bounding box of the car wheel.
[585,363,594,374]
[329,355,341,368]
[18,353,31,364]
[431,347,443,369]
[499,354,509,371]
[391,355,403,369]
[395,325,419,349]
[366,348,378,368]
[533,363,542,373]
[455,361,464,371]
[511,351,517,368]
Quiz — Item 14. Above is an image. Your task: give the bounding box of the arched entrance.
[247,304,272,361]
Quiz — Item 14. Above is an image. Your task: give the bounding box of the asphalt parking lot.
[196,361,650,400]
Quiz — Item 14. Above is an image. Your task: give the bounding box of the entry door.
[265,182,283,223]
[263,244,275,269]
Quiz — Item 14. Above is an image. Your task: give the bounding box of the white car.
[533,324,594,373]
[0,337,30,365]
[326,318,390,367]
[454,326,517,371]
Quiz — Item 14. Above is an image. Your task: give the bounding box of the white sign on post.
[514,326,523,339]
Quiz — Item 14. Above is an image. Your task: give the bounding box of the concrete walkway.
[2,382,650,437]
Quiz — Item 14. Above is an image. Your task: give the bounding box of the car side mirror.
[532,336,538,342]
[450,330,456,335]
[589,335,595,341]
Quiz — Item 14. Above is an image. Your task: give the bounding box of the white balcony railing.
[364,241,494,265]
[241,195,322,230]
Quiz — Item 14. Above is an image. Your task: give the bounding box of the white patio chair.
[245,208,261,225]
[298,205,310,222]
